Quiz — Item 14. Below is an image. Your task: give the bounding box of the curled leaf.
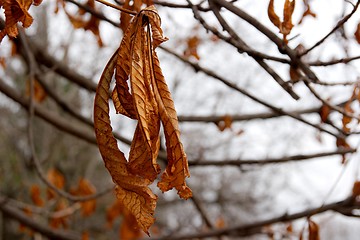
[94,5,191,234]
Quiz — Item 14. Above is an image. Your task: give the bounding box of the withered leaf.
[355,23,360,44]
[94,52,157,234]
[62,0,103,46]
[352,181,360,197]
[267,0,296,43]
[319,103,331,123]
[0,0,40,42]
[94,6,191,234]
[342,102,353,133]
[268,0,281,29]
[30,184,44,207]
[46,168,65,200]
[70,178,97,217]
[308,219,320,240]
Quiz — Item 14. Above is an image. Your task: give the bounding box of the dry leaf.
[268,0,296,43]
[356,23,360,44]
[26,78,47,103]
[30,184,44,207]
[268,0,281,29]
[298,0,316,24]
[46,168,65,200]
[217,115,233,131]
[70,178,97,216]
[342,102,353,133]
[352,181,360,197]
[184,36,201,60]
[49,199,69,229]
[308,219,320,240]
[82,232,90,240]
[66,0,103,47]
[94,6,191,234]
[319,104,331,123]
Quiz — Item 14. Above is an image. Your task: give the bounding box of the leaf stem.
[94,0,137,15]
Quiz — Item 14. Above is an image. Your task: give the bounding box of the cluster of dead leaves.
[23,169,97,234]
[55,0,103,47]
[0,0,42,42]
[268,0,295,43]
[318,83,360,163]
[94,5,192,234]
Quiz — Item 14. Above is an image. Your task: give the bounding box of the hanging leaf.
[319,103,331,123]
[49,199,69,229]
[267,0,296,43]
[352,181,360,197]
[268,0,281,29]
[94,6,191,234]
[46,168,65,200]
[217,115,233,131]
[184,35,201,60]
[298,0,316,24]
[0,0,41,42]
[64,0,103,47]
[355,23,360,44]
[30,184,44,207]
[342,102,353,133]
[25,78,47,103]
[70,178,97,216]
[282,0,295,35]
[308,219,320,240]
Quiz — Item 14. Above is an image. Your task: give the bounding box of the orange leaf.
[342,102,353,133]
[26,78,47,103]
[49,199,69,229]
[70,178,97,216]
[352,181,360,197]
[217,115,233,131]
[64,0,103,47]
[30,184,44,207]
[94,6,191,234]
[184,36,201,60]
[308,219,320,240]
[46,168,65,200]
[0,0,36,42]
[319,104,331,123]
[82,232,90,240]
[94,52,157,234]
[282,0,295,35]
[268,0,281,29]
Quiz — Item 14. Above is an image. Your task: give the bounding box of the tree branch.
[0,196,82,240]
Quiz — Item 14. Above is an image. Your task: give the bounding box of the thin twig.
[95,0,137,15]
[301,0,360,56]
[189,148,356,167]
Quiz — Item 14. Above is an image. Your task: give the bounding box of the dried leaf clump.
[268,0,295,43]
[94,6,192,234]
[0,0,42,42]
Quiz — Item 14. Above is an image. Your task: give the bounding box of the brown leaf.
[282,0,295,35]
[46,168,65,200]
[70,178,97,216]
[355,22,360,44]
[184,36,201,60]
[30,184,44,207]
[94,52,157,234]
[217,115,233,131]
[298,0,316,24]
[342,102,353,133]
[0,0,38,42]
[352,181,360,197]
[268,0,296,43]
[26,78,47,103]
[319,104,331,123]
[268,0,281,29]
[94,6,191,234]
[64,0,103,47]
[49,199,69,229]
[308,219,320,240]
